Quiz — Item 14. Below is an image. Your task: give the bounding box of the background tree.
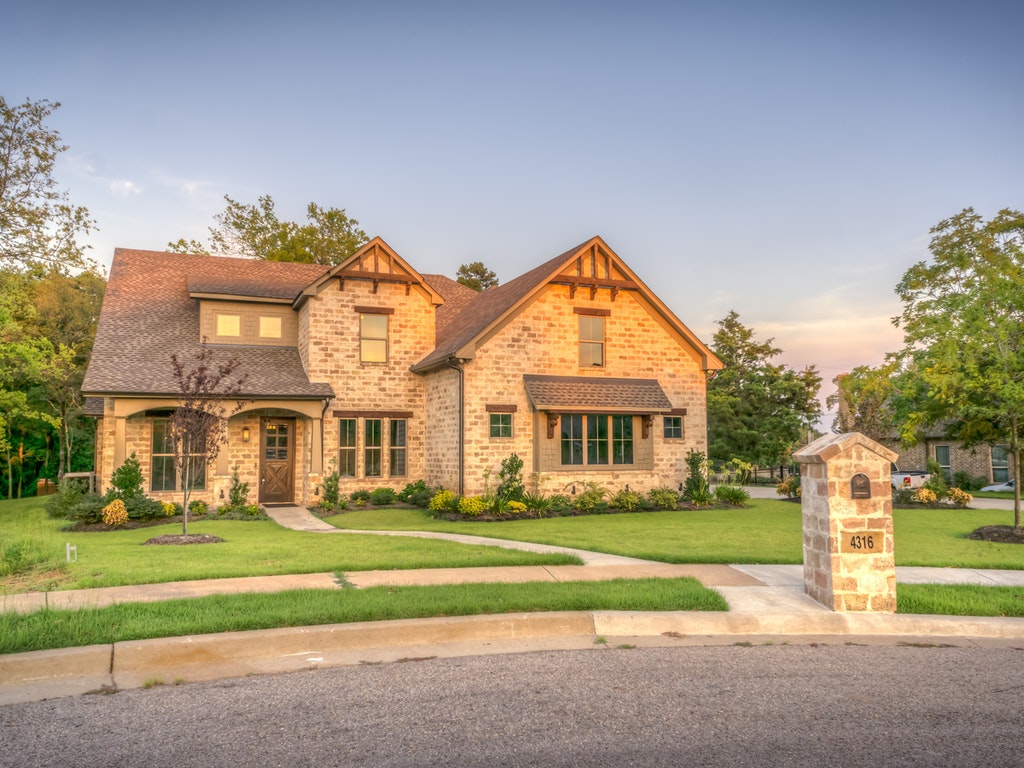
[0,97,96,271]
[456,261,499,291]
[169,195,368,265]
[827,361,899,439]
[892,207,1024,527]
[168,347,247,535]
[707,310,821,471]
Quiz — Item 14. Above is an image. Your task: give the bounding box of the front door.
[260,419,295,504]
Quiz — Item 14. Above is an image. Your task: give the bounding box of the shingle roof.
[421,273,481,340]
[81,249,334,399]
[523,374,674,412]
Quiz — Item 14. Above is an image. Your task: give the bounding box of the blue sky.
[6,0,1023,418]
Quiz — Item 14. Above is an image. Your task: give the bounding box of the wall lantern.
[242,427,250,442]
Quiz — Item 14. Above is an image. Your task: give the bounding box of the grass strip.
[0,577,727,655]
[897,584,1024,618]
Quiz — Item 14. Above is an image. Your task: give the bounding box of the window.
[364,419,382,477]
[338,419,357,477]
[579,316,604,367]
[360,314,388,363]
[216,314,240,337]
[259,316,282,338]
[561,414,634,467]
[390,419,407,477]
[663,415,683,439]
[934,445,952,482]
[490,413,513,438]
[150,419,205,492]
[992,446,1010,483]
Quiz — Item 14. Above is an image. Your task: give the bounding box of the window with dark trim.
[338,419,357,477]
[992,446,1010,483]
[390,419,407,477]
[663,415,683,439]
[934,445,952,482]
[365,419,382,477]
[490,413,513,438]
[561,414,634,467]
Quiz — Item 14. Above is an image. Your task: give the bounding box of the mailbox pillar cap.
[793,431,898,466]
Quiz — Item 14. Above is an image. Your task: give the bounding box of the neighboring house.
[81,236,723,507]
[883,436,1013,486]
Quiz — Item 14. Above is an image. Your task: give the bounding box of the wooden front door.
[260,419,295,504]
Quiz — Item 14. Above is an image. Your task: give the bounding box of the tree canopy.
[707,310,821,469]
[169,194,368,265]
[827,361,899,440]
[456,261,499,291]
[0,97,96,272]
[891,207,1024,526]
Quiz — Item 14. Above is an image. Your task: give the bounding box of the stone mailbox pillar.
[793,432,898,612]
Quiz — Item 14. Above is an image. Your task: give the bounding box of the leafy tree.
[827,361,899,439]
[170,195,368,265]
[167,346,247,535]
[707,310,821,470]
[0,97,96,271]
[456,261,499,291]
[892,207,1024,527]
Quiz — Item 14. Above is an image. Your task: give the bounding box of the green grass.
[0,577,726,654]
[898,584,1024,617]
[327,501,1024,570]
[0,498,579,592]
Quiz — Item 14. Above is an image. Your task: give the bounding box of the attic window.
[259,316,282,339]
[216,314,241,337]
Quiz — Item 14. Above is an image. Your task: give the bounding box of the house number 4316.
[849,534,875,550]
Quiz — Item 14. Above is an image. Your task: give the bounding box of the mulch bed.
[968,525,1024,544]
[143,534,226,545]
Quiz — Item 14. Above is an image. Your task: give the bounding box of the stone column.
[793,432,898,612]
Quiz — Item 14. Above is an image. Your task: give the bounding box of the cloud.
[109,179,143,197]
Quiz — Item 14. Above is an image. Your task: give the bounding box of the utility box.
[793,432,898,612]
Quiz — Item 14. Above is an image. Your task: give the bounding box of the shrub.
[399,480,433,507]
[521,490,549,512]
[457,496,487,516]
[547,494,573,514]
[227,465,251,508]
[913,487,938,504]
[571,482,609,513]
[923,460,949,498]
[892,486,915,505]
[682,450,713,504]
[496,453,525,505]
[108,453,145,501]
[162,501,179,516]
[349,489,371,504]
[611,489,642,512]
[102,499,129,528]
[776,475,801,500]
[369,487,397,506]
[428,489,458,512]
[947,487,973,507]
[714,485,750,507]
[189,499,208,516]
[647,486,680,511]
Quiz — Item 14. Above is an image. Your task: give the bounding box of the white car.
[980,479,1015,492]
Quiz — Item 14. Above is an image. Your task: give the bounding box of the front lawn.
[0,497,579,592]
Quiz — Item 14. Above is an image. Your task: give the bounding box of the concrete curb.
[4,609,1024,706]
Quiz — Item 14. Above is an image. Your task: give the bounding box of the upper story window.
[259,316,282,339]
[216,314,241,337]
[576,312,606,368]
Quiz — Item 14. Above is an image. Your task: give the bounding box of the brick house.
[81,236,722,506]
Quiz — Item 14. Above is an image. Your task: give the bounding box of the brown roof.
[82,249,334,399]
[523,374,674,413]
[421,273,482,340]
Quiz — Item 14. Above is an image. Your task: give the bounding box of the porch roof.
[523,374,674,413]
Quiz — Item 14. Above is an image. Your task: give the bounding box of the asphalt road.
[3,645,1023,768]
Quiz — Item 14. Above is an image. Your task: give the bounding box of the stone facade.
[795,433,898,613]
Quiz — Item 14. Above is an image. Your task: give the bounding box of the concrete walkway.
[3,504,1024,705]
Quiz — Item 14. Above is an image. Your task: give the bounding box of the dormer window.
[216,314,241,337]
[259,316,282,339]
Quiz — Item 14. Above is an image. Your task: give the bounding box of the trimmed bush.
[369,487,397,506]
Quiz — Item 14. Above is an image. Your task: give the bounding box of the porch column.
[311,415,324,474]
[113,416,127,469]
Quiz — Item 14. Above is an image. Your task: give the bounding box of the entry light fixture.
[242,426,250,442]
